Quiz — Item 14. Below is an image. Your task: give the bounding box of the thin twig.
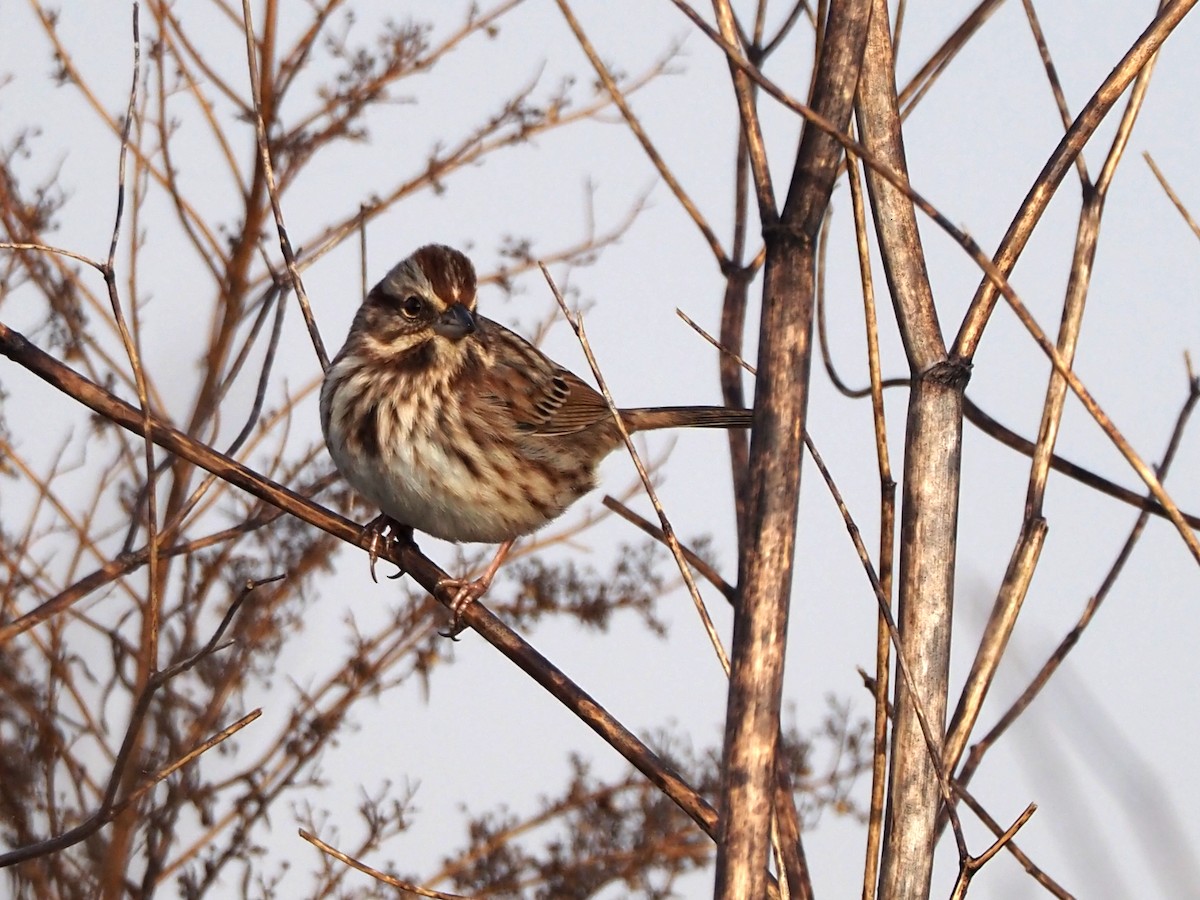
[299,830,471,899]
[601,495,737,603]
[845,143,894,900]
[240,0,329,370]
[554,1,726,263]
[1145,152,1200,242]
[954,786,1073,898]
[102,1,164,694]
[540,263,732,675]
[949,803,1038,900]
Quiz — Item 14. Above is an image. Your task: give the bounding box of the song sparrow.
[320,244,751,626]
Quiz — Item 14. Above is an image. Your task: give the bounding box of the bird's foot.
[435,539,514,639]
[363,515,415,583]
[435,578,492,639]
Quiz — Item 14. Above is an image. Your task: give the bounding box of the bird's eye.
[399,295,424,319]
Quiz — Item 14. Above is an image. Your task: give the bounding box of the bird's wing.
[476,319,611,436]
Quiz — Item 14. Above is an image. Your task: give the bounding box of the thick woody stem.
[713,2,872,897]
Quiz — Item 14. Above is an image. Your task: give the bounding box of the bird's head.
[352,244,480,360]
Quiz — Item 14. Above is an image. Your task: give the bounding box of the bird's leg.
[437,539,514,638]
[363,515,415,583]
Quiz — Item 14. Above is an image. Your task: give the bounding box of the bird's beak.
[431,303,476,341]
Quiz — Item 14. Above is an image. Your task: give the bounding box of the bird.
[320,244,751,630]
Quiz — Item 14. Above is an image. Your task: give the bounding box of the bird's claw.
[432,539,515,639]
[363,515,413,583]
[435,578,492,639]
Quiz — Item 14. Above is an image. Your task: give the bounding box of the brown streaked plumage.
[320,244,752,623]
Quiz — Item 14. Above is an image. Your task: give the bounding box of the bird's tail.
[620,406,753,432]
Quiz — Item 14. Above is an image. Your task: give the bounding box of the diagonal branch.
[0,319,727,855]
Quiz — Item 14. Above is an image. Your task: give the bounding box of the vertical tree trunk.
[715,2,872,896]
[855,2,964,897]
